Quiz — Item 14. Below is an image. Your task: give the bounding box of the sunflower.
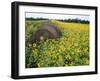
[40,36,44,41]
[59,45,66,51]
[33,43,37,47]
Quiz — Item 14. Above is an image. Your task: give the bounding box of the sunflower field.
[25,19,89,68]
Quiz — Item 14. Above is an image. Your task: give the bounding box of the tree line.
[26,18,90,24]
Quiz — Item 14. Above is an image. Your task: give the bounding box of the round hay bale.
[32,22,62,44]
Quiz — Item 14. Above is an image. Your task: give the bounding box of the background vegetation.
[26,18,90,24]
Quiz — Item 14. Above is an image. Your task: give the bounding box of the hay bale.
[32,22,62,44]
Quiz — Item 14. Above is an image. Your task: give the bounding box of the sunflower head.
[33,43,37,47]
[40,36,44,41]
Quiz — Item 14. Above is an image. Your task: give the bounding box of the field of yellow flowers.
[25,20,89,68]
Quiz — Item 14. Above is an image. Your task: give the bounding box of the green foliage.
[25,20,89,68]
